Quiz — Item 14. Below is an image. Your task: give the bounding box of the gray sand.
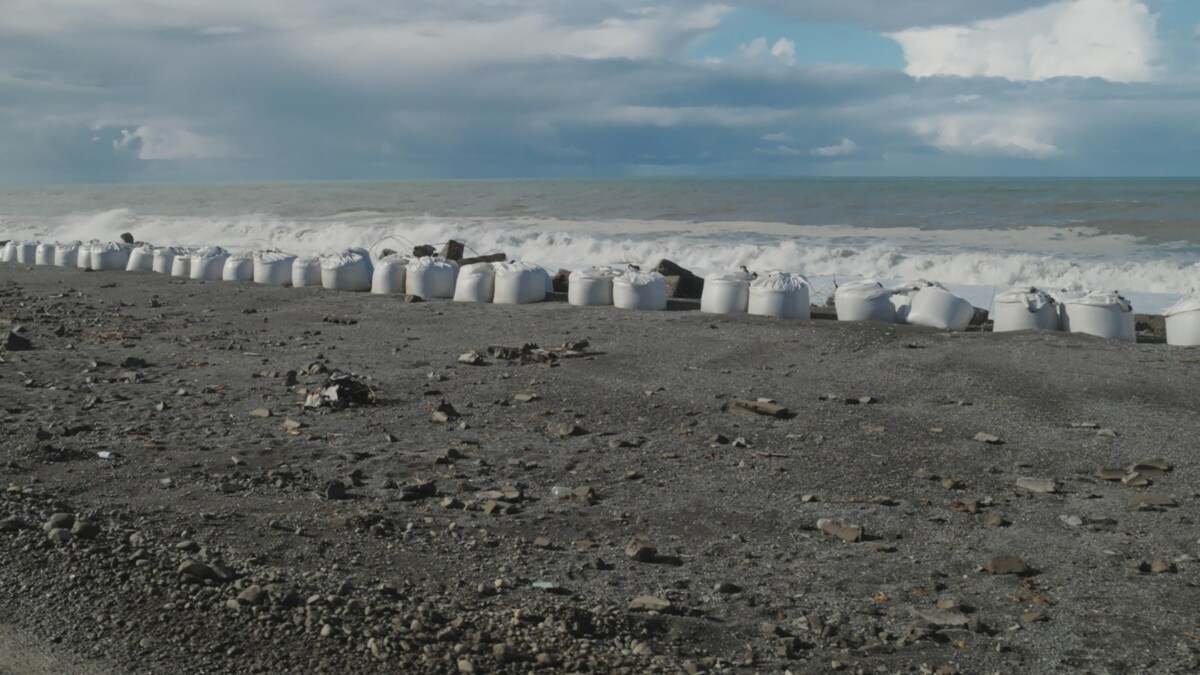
[1,263,1197,674]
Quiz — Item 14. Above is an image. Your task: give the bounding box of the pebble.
[1016,478,1057,494]
[629,595,671,612]
[624,539,656,562]
[983,554,1028,575]
[817,519,864,543]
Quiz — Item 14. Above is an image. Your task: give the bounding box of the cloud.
[732,37,798,67]
[761,132,792,143]
[754,144,802,156]
[112,125,240,160]
[197,25,244,36]
[812,138,859,156]
[890,0,1160,83]
[913,113,1060,159]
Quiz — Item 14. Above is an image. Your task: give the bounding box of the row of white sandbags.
[835,279,978,331]
[695,270,812,319]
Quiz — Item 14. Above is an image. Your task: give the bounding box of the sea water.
[1,178,1197,313]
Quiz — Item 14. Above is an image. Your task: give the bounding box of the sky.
[1,0,1199,184]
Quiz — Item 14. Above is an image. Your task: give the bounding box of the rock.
[572,485,597,506]
[70,519,100,539]
[458,351,484,365]
[492,643,516,663]
[399,479,436,501]
[1096,468,1125,481]
[1150,559,1176,574]
[1096,428,1118,437]
[730,399,790,418]
[1019,611,1046,623]
[119,232,134,244]
[1016,478,1057,494]
[817,519,863,542]
[973,432,1003,444]
[629,595,672,612]
[624,539,657,562]
[1127,493,1176,510]
[1129,459,1171,477]
[0,517,31,532]
[513,393,539,403]
[913,607,971,627]
[46,528,72,544]
[1059,515,1083,527]
[714,582,742,594]
[549,422,585,438]
[248,408,272,418]
[983,554,1028,575]
[1121,472,1150,488]
[45,512,75,530]
[532,536,552,549]
[457,658,475,673]
[237,585,265,605]
[178,560,214,581]
[324,480,348,500]
[4,330,33,351]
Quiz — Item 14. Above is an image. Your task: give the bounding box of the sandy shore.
[1,262,1197,674]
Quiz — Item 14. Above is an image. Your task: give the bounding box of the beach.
[1,262,1197,674]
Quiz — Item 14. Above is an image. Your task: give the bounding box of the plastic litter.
[222,252,255,281]
[90,242,132,271]
[1060,290,1135,341]
[906,285,976,331]
[292,255,322,287]
[701,270,753,315]
[453,262,496,302]
[35,242,56,266]
[993,286,1059,332]
[1164,294,1200,346]
[835,279,897,323]
[613,270,668,311]
[748,272,811,319]
[492,261,545,305]
[253,250,296,285]
[568,267,619,307]
[190,246,230,281]
[125,244,155,272]
[53,241,83,267]
[406,256,459,299]
[371,256,408,295]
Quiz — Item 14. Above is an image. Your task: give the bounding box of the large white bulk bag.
[16,241,38,265]
[171,255,191,278]
[125,245,155,272]
[190,246,230,281]
[1,241,16,263]
[993,286,1059,332]
[77,242,95,269]
[889,279,942,323]
[701,271,752,315]
[1061,290,1135,341]
[453,262,495,302]
[749,272,810,319]
[492,262,545,304]
[253,250,295,285]
[906,286,976,331]
[90,242,131,271]
[320,248,373,292]
[35,243,56,266]
[405,256,458,299]
[53,241,82,267]
[1164,295,1200,347]
[292,256,322,287]
[1053,284,1088,331]
[835,280,896,323]
[613,270,668,311]
[222,252,255,281]
[568,267,618,307]
[371,257,407,295]
[153,247,181,274]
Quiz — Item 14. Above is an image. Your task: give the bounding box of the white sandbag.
[222,252,255,281]
[1,241,16,263]
[1164,295,1200,347]
[541,267,555,294]
[320,248,373,292]
[16,241,38,265]
[90,242,131,271]
[153,247,182,275]
[190,246,230,281]
[53,241,82,267]
[125,245,155,272]
[748,272,810,319]
[453,262,496,302]
[405,256,459,299]
[993,286,1059,332]
[906,286,976,331]
[253,250,295,286]
[170,255,191,278]
[292,256,322,287]
[492,262,545,304]
[700,270,752,315]
[835,280,896,323]
[568,267,618,307]
[35,243,56,266]
[77,242,94,269]
[1052,284,1088,331]
[1061,290,1135,341]
[371,257,408,295]
[889,279,943,323]
[613,270,668,311]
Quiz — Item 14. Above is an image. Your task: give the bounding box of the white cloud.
[761,132,792,143]
[913,113,1060,159]
[197,25,244,36]
[890,0,1160,83]
[754,144,803,156]
[771,38,796,65]
[812,138,858,157]
[734,37,798,66]
[112,125,239,160]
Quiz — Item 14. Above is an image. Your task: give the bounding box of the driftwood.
[459,253,507,266]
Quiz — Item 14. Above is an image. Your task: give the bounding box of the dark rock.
[4,330,32,351]
[324,480,349,500]
[983,554,1029,575]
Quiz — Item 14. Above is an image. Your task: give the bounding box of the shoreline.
[1,264,1197,674]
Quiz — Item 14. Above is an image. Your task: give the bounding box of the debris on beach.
[485,339,591,365]
[730,398,790,418]
[303,373,378,409]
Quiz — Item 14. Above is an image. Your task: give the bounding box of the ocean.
[2,178,1198,312]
